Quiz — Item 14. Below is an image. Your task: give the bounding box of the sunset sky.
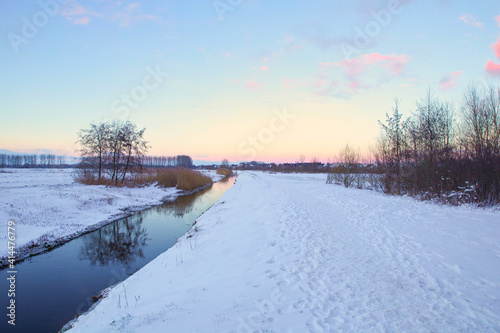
[1,0,500,163]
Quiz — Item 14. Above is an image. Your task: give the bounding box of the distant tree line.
[376,84,500,205]
[0,153,66,168]
[139,155,193,168]
[76,120,149,185]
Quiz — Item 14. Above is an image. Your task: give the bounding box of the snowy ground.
[0,169,223,263]
[66,171,500,332]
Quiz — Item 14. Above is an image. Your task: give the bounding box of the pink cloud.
[485,60,500,76]
[336,53,409,78]
[459,13,483,27]
[61,5,101,25]
[245,79,265,91]
[484,16,500,75]
[260,66,269,72]
[313,53,409,97]
[439,71,462,90]
[74,16,90,25]
[492,38,500,59]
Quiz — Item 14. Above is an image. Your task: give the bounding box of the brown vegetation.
[216,168,233,177]
[75,167,213,191]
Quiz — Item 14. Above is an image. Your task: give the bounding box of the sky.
[1,0,500,163]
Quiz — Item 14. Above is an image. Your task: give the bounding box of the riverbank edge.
[0,178,225,270]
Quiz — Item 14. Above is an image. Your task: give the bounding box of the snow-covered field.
[0,169,223,262]
[67,171,500,332]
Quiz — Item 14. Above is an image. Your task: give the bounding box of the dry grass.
[142,167,212,191]
[172,168,213,191]
[216,168,233,177]
[75,167,213,191]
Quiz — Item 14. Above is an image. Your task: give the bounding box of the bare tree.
[77,122,110,181]
[338,144,359,188]
[460,83,500,203]
[378,98,408,194]
[76,120,149,185]
[121,121,148,182]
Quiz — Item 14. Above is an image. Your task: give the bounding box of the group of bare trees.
[377,84,500,205]
[76,120,149,185]
[0,154,65,168]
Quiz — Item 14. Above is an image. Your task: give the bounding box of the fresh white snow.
[66,171,500,332]
[0,168,223,261]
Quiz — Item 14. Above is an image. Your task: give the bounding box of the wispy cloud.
[259,36,305,64]
[61,4,101,25]
[61,1,157,27]
[439,71,462,90]
[244,79,265,91]
[61,6,88,17]
[74,16,91,25]
[312,53,410,97]
[112,2,157,27]
[459,13,483,27]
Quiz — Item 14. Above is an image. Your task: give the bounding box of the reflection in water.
[152,177,231,218]
[77,177,233,266]
[157,189,207,217]
[79,217,148,266]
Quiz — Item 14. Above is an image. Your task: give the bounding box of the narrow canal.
[0,176,236,333]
